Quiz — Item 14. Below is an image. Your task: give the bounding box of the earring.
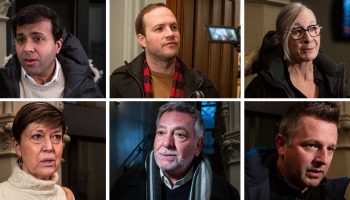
[17,157,23,167]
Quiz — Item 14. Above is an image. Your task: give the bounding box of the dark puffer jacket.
[110,52,219,98]
[245,147,350,200]
[0,33,103,98]
[245,31,347,98]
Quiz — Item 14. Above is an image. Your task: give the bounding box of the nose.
[165,26,175,38]
[302,30,313,43]
[23,40,35,52]
[314,149,328,166]
[42,136,54,152]
[162,132,175,149]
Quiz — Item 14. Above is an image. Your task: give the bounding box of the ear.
[275,133,287,156]
[55,38,63,54]
[137,34,146,49]
[195,137,204,157]
[12,138,22,158]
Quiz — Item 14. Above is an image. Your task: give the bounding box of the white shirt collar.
[160,167,193,190]
[21,58,61,86]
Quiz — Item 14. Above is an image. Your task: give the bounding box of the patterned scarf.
[143,59,185,98]
[145,151,212,200]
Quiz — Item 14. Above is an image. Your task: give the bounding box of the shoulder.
[0,181,6,191]
[0,181,21,199]
[114,167,146,186]
[111,167,146,200]
[245,147,276,186]
[245,75,269,98]
[1,55,20,72]
[110,56,145,98]
[61,186,75,200]
[179,60,219,97]
[245,148,276,200]
[59,33,89,66]
[0,182,7,199]
[211,174,240,200]
[320,177,350,199]
[314,52,346,97]
[245,74,290,98]
[315,51,344,75]
[110,53,144,81]
[110,64,131,80]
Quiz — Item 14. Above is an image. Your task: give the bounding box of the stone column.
[0,0,14,65]
[221,102,240,192]
[0,113,16,182]
[327,102,350,199]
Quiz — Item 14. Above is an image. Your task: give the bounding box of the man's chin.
[161,55,177,62]
[159,164,178,172]
[163,51,178,59]
[304,178,323,187]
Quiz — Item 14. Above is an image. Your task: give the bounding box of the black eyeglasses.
[289,25,322,40]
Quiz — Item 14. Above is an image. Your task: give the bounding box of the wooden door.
[167,0,239,97]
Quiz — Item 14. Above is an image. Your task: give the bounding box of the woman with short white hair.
[245,2,346,98]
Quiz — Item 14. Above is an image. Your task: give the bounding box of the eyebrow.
[157,124,189,132]
[293,21,317,28]
[16,32,44,37]
[302,139,336,148]
[152,22,177,29]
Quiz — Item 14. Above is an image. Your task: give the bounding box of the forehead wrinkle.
[293,21,317,28]
[158,124,188,131]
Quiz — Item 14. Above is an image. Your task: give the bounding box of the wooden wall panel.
[221,1,235,97]
[194,0,210,76]
[208,0,224,95]
[167,0,238,97]
[181,1,195,66]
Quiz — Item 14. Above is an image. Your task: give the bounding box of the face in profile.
[288,9,320,63]
[15,19,62,84]
[276,116,337,189]
[138,7,180,62]
[13,122,64,180]
[153,111,202,178]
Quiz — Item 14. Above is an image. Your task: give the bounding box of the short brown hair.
[279,102,340,144]
[12,102,67,143]
[135,3,167,36]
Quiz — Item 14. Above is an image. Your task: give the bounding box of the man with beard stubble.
[110,3,219,98]
[245,102,350,200]
[0,4,102,98]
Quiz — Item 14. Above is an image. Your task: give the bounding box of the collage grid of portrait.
[2,0,349,200]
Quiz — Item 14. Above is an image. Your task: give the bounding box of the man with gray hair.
[245,102,349,200]
[112,102,239,200]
